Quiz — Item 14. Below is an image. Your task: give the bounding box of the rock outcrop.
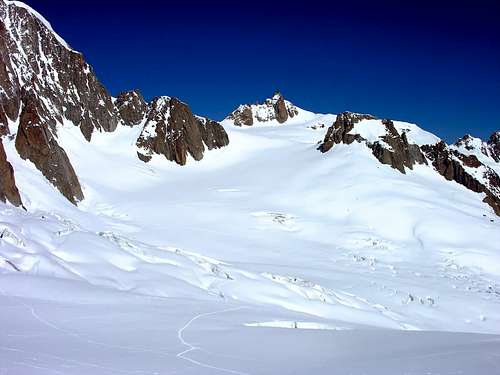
[319,112,500,215]
[273,92,293,123]
[136,97,229,165]
[422,141,500,215]
[115,90,147,126]
[318,113,427,174]
[229,105,254,126]
[488,132,500,162]
[0,138,22,206]
[197,116,230,151]
[371,120,427,174]
[318,112,375,153]
[15,95,83,204]
[454,133,500,164]
[225,91,299,126]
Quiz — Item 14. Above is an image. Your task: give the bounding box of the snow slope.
[1,110,500,373]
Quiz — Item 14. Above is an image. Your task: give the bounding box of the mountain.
[0,0,228,205]
[1,2,500,374]
[2,0,497,215]
[317,112,500,215]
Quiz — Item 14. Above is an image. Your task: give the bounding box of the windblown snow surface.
[1,111,500,374]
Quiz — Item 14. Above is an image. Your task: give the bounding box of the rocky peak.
[136,96,229,165]
[0,0,121,205]
[319,113,427,174]
[318,112,376,152]
[422,141,500,215]
[0,1,231,206]
[115,90,147,126]
[225,91,299,126]
[0,0,119,141]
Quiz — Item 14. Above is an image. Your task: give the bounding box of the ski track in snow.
[1,100,500,373]
[0,287,180,374]
[176,306,250,375]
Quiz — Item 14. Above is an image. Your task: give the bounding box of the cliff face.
[319,113,427,173]
[136,97,229,165]
[115,91,148,127]
[0,0,115,204]
[0,0,229,205]
[15,94,83,204]
[0,138,22,206]
[0,0,119,140]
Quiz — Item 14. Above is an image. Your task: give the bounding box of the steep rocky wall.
[319,113,500,215]
[115,90,147,127]
[371,120,427,174]
[0,0,119,141]
[422,142,500,215]
[318,112,375,153]
[136,97,229,165]
[0,138,22,206]
[15,95,83,204]
[0,1,230,205]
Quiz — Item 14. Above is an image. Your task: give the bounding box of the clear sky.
[24,0,500,142]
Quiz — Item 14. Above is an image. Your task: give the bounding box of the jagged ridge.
[318,112,500,215]
[0,0,229,205]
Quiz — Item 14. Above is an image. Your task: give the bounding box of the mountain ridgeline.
[317,113,500,215]
[0,0,229,205]
[0,0,499,217]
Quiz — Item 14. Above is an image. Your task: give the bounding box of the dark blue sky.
[25,0,500,142]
